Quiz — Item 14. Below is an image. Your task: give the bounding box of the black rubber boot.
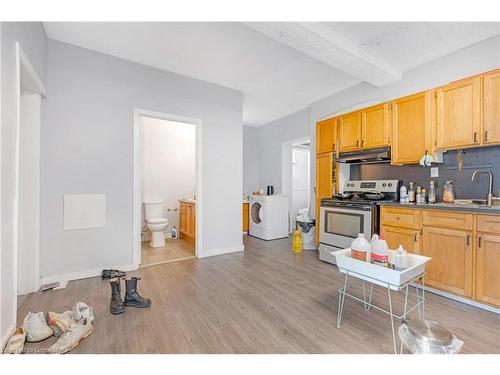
[109,278,125,315]
[124,277,152,308]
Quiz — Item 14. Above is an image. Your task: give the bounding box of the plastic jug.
[292,230,303,254]
[371,234,389,267]
[394,245,409,270]
[351,233,372,262]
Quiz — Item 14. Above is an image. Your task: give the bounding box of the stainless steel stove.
[318,179,399,264]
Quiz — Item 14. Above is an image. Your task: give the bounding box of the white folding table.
[334,248,431,354]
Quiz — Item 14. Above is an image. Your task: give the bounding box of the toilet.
[144,201,169,248]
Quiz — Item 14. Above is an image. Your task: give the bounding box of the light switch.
[430,167,439,178]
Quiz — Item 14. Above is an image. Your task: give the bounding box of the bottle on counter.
[428,180,436,204]
[421,188,427,204]
[408,182,416,203]
[400,185,408,203]
[416,186,422,204]
[443,180,455,203]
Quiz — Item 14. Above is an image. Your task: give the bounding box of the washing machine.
[249,195,289,240]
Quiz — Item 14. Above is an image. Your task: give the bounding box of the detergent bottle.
[292,229,303,254]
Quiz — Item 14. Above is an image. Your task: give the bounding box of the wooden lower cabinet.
[475,234,500,307]
[380,225,420,255]
[179,201,196,245]
[422,226,473,298]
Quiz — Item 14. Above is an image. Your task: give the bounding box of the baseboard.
[40,263,139,285]
[198,245,244,258]
[422,285,500,315]
[1,325,16,352]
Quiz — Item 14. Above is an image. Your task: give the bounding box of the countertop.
[379,201,500,214]
[179,198,196,204]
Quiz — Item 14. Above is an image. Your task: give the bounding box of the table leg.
[387,285,397,354]
[421,274,426,319]
[400,285,409,354]
[336,272,349,328]
[362,281,374,311]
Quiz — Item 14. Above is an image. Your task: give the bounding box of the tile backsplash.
[350,146,500,201]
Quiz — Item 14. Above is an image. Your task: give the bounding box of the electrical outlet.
[430,167,439,178]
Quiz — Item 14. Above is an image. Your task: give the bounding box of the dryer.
[249,195,289,240]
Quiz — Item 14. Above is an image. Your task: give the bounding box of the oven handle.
[321,205,373,212]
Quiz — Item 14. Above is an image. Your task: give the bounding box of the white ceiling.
[44,22,499,127]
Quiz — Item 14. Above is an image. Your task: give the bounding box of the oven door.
[319,205,373,249]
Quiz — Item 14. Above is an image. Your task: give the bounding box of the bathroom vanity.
[179,200,196,246]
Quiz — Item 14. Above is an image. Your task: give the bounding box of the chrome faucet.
[472,170,493,207]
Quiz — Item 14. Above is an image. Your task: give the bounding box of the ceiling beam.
[245,22,402,87]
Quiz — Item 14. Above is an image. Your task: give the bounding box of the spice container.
[443,180,455,203]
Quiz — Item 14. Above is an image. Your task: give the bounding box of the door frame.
[133,109,202,265]
[13,42,46,305]
[281,136,310,231]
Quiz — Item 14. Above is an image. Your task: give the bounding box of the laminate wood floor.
[17,235,500,354]
[141,238,195,268]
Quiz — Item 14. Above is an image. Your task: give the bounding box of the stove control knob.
[388,183,393,187]
[382,183,387,187]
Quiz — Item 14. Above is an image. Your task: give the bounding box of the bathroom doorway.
[281,137,311,231]
[133,109,202,268]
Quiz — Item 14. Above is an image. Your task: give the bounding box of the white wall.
[291,147,310,222]
[40,40,243,280]
[141,117,196,234]
[1,22,47,347]
[254,107,311,193]
[242,125,259,198]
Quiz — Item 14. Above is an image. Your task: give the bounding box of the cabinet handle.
[414,233,418,242]
[356,140,360,147]
[473,132,478,143]
[361,140,364,148]
[466,234,470,246]
[478,236,482,248]
[484,131,488,142]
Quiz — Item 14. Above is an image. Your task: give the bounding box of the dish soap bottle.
[292,229,303,254]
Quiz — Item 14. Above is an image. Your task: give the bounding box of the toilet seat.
[148,217,168,224]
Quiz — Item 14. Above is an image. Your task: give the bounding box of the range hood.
[337,147,391,165]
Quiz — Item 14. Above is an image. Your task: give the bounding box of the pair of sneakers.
[3,302,94,354]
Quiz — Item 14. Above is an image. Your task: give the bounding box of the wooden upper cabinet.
[338,111,362,152]
[316,117,337,154]
[482,69,500,145]
[391,91,432,165]
[422,226,473,298]
[475,234,500,307]
[361,103,390,149]
[436,77,481,149]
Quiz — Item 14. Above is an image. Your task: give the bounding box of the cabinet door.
[315,152,332,243]
[436,77,481,149]
[391,91,431,165]
[476,234,500,307]
[242,203,249,232]
[338,111,362,152]
[179,203,186,233]
[380,225,420,255]
[482,70,500,145]
[361,103,390,149]
[422,227,473,297]
[316,117,337,154]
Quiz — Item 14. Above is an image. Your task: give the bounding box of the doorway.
[15,43,46,297]
[133,109,202,268]
[281,137,311,231]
